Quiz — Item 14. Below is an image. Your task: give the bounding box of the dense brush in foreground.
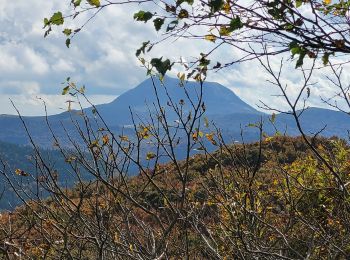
[1,136,350,259]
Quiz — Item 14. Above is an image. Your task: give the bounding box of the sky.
[0,1,348,116]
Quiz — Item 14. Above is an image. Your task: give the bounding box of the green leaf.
[199,56,210,67]
[62,86,70,95]
[296,0,302,8]
[136,41,150,57]
[153,18,164,31]
[65,38,71,48]
[43,18,49,28]
[50,12,64,26]
[291,46,300,56]
[133,11,153,23]
[267,0,279,8]
[63,29,72,36]
[271,113,276,123]
[283,23,294,31]
[150,57,173,76]
[199,53,210,67]
[229,17,243,31]
[295,50,307,68]
[176,0,194,7]
[322,52,331,65]
[73,0,82,7]
[87,0,100,7]
[209,0,223,13]
[289,41,313,68]
[289,41,302,58]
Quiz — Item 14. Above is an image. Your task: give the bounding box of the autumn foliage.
[1,136,350,259]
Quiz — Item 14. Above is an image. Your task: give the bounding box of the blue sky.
[0,1,346,116]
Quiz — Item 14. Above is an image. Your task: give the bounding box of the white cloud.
[0,0,348,116]
[23,47,49,75]
[0,94,116,116]
[0,81,41,95]
[52,59,76,73]
[0,49,22,73]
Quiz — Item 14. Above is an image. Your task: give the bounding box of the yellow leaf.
[297,176,304,184]
[207,201,214,206]
[146,152,156,160]
[114,233,120,243]
[219,26,230,36]
[205,34,216,42]
[177,72,186,81]
[194,73,202,82]
[15,169,29,176]
[192,130,203,141]
[139,125,151,139]
[264,136,273,142]
[119,135,129,141]
[87,0,100,7]
[142,132,151,139]
[79,86,85,94]
[89,140,99,148]
[205,132,214,141]
[323,0,331,5]
[65,156,77,163]
[102,134,109,145]
[223,1,230,14]
[206,132,218,145]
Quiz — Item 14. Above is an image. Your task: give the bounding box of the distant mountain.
[0,77,349,148]
[214,107,350,141]
[0,113,87,147]
[0,141,76,210]
[92,76,261,126]
[284,107,350,138]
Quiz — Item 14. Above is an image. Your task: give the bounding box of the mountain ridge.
[0,77,348,147]
[91,76,262,126]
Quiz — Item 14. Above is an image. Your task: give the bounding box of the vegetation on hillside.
[1,136,349,259]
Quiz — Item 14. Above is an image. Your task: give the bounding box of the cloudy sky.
[0,1,347,116]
